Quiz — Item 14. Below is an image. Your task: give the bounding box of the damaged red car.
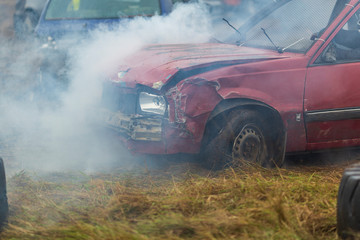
[100,0,360,169]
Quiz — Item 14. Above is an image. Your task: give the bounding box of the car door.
[304,3,360,149]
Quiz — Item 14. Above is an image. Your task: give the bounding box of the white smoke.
[0,3,213,173]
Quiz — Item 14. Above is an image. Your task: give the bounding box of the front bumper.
[100,108,163,141]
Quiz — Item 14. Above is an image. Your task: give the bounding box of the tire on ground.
[0,158,8,229]
[201,108,283,170]
[337,163,360,239]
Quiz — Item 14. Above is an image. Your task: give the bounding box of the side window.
[319,9,360,63]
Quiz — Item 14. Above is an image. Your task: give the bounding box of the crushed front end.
[99,82,169,154]
[97,43,285,155]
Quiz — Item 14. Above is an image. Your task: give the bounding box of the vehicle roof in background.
[45,0,163,20]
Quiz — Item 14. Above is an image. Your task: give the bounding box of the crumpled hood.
[111,43,288,89]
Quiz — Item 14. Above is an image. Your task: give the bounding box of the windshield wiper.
[222,18,244,45]
[261,27,283,53]
[223,18,242,37]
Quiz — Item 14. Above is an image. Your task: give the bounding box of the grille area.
[101,83,137,115]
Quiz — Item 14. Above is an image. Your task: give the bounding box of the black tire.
[0,158,8,229]
[201,109,282,170]
[337,163,360,239]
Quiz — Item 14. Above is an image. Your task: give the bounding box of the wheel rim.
[232,124,264,163]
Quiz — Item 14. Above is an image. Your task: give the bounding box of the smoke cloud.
[0,2,213,173]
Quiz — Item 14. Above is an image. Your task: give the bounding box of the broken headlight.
[139,92,167,116]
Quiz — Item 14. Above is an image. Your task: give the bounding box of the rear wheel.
[201,109,282,170]
[337,163,360,239]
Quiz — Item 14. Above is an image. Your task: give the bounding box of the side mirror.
[321,43,336,63]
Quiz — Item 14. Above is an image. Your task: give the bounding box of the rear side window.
[45,0,161,20]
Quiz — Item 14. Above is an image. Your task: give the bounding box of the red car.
[100,0,360,169]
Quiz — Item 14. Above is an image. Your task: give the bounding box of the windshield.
[237,0,341,53]
[45,0,161,20]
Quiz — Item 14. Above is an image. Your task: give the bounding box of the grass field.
[0,161,350,240]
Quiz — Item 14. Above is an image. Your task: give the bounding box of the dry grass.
[0,164,346,240]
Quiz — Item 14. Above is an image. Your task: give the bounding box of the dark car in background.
[337,164,360,239]
[33,0,181,102]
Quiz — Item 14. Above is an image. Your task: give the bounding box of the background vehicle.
[35,0,175,39]
[99,0,360,169]
[337,163,360,239]
[33,0,178,103]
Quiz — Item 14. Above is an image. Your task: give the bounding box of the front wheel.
[201,109,282,170]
